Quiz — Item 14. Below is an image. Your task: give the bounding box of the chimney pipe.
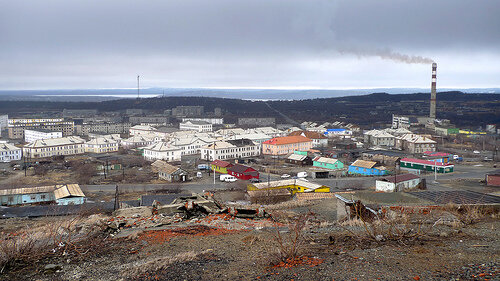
[430,62,437,119]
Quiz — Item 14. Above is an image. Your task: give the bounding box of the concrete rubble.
[106,193,271,234]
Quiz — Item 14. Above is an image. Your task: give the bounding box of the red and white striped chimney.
[430,62,437,119]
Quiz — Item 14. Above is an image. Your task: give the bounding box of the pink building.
[262,136,313,155]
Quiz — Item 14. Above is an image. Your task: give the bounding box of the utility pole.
[434,159,437,182]
[114,184,119,211]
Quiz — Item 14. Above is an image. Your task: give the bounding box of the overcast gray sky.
[1,0,499,90]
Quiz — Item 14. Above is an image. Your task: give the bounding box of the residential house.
[143,142,182,162]
[179,120,213,132]
[289,131,328,147]
[395,134,436,153]
[312,157,344,170]
[23,136,86,159]
[262,136,313,156]
[286,153,313,166]
[348,159,388,176]
[85,137,119,154]
[0,184,85,206]
[363,130,395,147]
[201,139,260,161]
[54,184,86,205]
[211,160,233,174]
[153,160,188,182]
[375,174,423,192]
[0,142,22,162]
[399,158,454,174]
[227,164,259,180]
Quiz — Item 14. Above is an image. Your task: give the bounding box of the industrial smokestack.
[430,62,437,119]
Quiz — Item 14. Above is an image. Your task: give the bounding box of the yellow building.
[247,179,330,195]
[211,159,233,174]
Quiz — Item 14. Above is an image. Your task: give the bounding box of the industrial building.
[375,174,423,192]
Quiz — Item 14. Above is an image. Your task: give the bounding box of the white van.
[220,174,237,182]
[297,172,308,178]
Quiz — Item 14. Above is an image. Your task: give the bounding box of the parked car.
[197,164,210,170]
[249,178,261,183]
[297,172,308,178]
[473,150,480,154]
[224,176,237,182]
[281,174,291,179]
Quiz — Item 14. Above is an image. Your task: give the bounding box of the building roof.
[227,164,255,174]
[350,159,377,169]
[130,125,157,131]
[313,156,341,165]
[204,141,235,150]
[211,160,233,168]
[0,143,20,152]
[289,131,327,139]
[54,184,85,199]
[287,153,308,161]
[422,151,452,157]
[400,158,454,167]
[0,186,55,196]
[247,189,291,197]
[144,142,181,152]
[123,134,156,143]
[181,120,211,125]
[226,138,256,147]
[86,137,118,145]
[377,173,420,184]
[263,136,312,145]
[157,162,183,174]
[24,136,86,148]
[251,179,326,192]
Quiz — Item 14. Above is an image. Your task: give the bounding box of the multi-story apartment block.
[172,106,204,117]
[395,134,437,154]
[262,136,312,156]
[363,130,395,147]
[168,136,217,156]
[62,109,98,118]
[0,115,8,132]
[121,134,158,149]
[179,121,213,132]
[181,118,223,125]
[129,116,170,125]
[8,118,74,139]
[76,122,131,136]
[85,137,119,154]
[143,142,182,162]
[129,125,158,136]
[23,136,85,159]
[0,142,22,162]
[200,139,260,161]
[24,129,63,143]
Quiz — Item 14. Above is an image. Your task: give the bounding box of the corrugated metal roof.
[400,158,454,167]
[0,186,55,196]
[377,173,420,183]
[287,154,307,161]
[350,159,377,169]
[313,156,341,165]
[54,184,85,199]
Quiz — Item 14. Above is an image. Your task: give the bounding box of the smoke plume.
[338,47,434,64]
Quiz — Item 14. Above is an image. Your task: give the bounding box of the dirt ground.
[1,197,499,281]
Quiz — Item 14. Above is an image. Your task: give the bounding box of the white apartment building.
[22,136,86,159]
[121,134,158,149]
[8,118,64,125]
[24,129,63,143]
[179,121,212,132]
[0,142,22,162]
[169,136,217,156]
[181,118,223,125]
[200,139,260,161]
[143,142,182,162]
[85,137,119,154]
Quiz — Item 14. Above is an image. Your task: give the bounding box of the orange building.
[262,136,313,155]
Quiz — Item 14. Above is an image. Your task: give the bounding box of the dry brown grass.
[121,249,213,278]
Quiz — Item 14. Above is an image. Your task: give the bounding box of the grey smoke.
[338,47,434,64]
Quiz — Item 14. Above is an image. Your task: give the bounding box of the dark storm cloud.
[0,0,499,89]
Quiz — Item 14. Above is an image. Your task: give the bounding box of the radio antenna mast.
[137,75,140,99]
